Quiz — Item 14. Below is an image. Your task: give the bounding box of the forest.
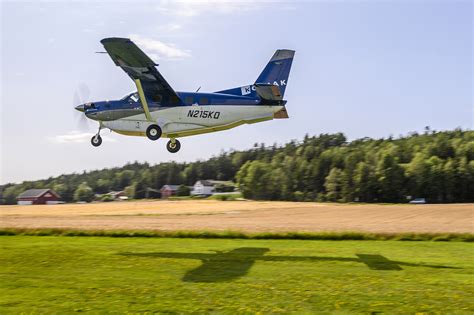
[1,129,473,204]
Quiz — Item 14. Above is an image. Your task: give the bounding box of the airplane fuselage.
[84,91,287,138]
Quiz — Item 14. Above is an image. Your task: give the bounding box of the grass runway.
[1,236,473,313]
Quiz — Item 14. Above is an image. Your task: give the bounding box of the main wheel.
[91,135,102,147]
[146,124,162,141]
[166,139,181,153]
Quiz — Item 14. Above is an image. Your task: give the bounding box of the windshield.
[130,93,139,102]
[120,92,139,101]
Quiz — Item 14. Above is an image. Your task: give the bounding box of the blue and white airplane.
[75,38,294,153]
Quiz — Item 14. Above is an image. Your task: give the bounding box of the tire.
[166,139,181,153]
[91,135,102,147]
[146,124,162,141]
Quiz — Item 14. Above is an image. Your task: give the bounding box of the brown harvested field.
[0,200,472,233]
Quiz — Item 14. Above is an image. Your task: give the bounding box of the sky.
[0,0,472,184]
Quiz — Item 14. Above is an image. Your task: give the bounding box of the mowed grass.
[1,236,473,313]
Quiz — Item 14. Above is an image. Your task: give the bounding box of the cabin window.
[170,95,180,105]
[200,97,209,105]
[153,94,162,103]
[185,96,193,105]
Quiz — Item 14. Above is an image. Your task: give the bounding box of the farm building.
[190,180,233,196]
[108,191,128,201]
[191,180,236,196]
[98,191,128,201]
[160,185,180,199]
[17,189,61,205]
[191,180,216,196]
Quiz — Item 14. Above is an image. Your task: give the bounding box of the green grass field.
[1,236,473,313]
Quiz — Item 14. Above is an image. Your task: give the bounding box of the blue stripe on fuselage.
[84,92,262,116]
[176,92,260,106]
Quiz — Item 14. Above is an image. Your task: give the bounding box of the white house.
[191,180,216,196]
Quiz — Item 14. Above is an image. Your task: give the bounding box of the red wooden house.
[17,189,61,205]
[160,185,180,199]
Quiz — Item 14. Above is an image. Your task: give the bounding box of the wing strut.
[134,79,152,122]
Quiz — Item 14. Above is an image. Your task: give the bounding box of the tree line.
[1,129,473,204]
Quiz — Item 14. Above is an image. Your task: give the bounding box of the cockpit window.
[121,92,139,102]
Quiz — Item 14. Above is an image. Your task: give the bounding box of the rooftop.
[17,189,59,199]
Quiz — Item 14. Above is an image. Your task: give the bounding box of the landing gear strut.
[146,124,162,141]
[166,139,181,153]
[91,127,102,147]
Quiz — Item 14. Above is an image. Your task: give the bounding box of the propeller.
[73,83,93,131]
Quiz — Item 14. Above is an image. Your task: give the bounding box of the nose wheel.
[166,139,181,153]
[91,126,103,147]
[91,134,102,147]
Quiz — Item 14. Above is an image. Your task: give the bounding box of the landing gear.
[146,124,162,141]
[166,139,181,153]
[91,134,102,147]
[91,125,103,147]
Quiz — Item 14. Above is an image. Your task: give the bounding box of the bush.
[208,193,242,201]
[0,228,472,242]
[74,182,95,202]
[294,191,305,201]
[101,195,114,202]
[177,185,191,196]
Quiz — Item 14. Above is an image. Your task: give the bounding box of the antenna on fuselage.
[196,86,201,92]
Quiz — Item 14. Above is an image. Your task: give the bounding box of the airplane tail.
[215,49,295,99]
[255,49,294,97]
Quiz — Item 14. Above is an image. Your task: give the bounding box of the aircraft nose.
[75,104,85,112]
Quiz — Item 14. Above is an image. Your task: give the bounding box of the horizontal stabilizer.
[274,106,289,119]
[255,84,282,101]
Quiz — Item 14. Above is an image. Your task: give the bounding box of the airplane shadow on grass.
[118,247,459,283]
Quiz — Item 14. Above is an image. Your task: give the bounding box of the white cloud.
[50,131,116,144]
[156,0,266,17]
[129,34,191,60]
[158,23,183,32]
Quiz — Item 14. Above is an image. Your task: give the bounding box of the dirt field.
[0,200,472,233]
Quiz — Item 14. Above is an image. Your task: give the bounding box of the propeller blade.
[78,83,91,103]
[72,83,93,131]
[77,116,92,131]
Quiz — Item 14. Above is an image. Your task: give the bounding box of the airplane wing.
[100,37,183,106]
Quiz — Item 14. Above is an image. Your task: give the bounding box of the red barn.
[160,185,179,199]
[17,189,61,205]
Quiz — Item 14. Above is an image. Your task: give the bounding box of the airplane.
[75,37,295,153]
